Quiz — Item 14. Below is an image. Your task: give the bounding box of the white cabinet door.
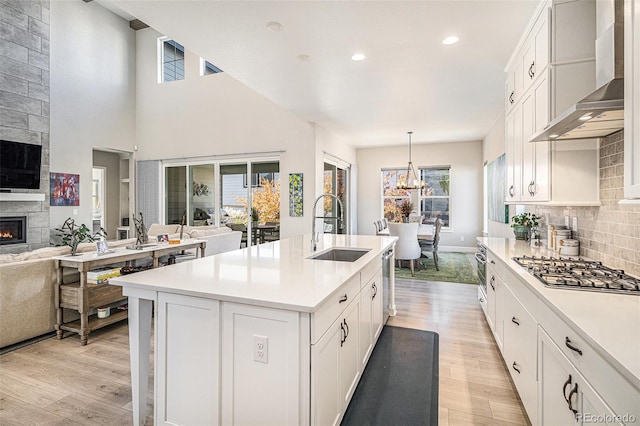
[539,329,619,426]
[156,293,220,426]
[506,105,523,202]
[522,6,550,92]
[625,0,640,198]
[532,72,550,201]
[358,284,373,370]
[339,298,361,409]
[312,322,342,426]
[371,270,384,342]
[486,269,497,331]
[521,90,536,200]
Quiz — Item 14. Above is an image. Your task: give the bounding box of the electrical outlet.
[253,335,268,364]
[564,215,570,228]
[460,236,465,242]
[572,217,578,231]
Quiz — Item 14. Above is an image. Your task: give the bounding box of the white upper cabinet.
[625,0,640,199]
[504,0,601,206]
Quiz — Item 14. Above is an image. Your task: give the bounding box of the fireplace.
[0,216,27,245]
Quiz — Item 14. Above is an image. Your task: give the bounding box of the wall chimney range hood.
[530,0,624,142]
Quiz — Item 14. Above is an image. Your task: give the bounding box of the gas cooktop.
[512,255,640,295]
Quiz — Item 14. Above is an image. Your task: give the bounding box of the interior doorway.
[92,168,106,234]
[323,161,349,234]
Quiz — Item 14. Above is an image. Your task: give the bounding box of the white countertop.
[478,237,640,387]
[110,234,397,313]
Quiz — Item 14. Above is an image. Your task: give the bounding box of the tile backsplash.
[527,131,640,277]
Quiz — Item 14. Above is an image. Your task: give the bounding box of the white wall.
[482,112,513,238]
[50,1,136,231]
[135,28,344,238]
[356,140,483,249]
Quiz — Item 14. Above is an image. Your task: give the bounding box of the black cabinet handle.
[490,276,495,290]
[531,61,535,78]
[340,322,345,347]
[343,319,349,340]
[509,91,514,104]
[512,362,521,374]
[479,297,485,303]
[490,259,495,264]
[511,317,520,326]
[508,185,515,197]
[339,294,348,304]
[568,383,579,417]
[563,375,572,402]
[565,337,583,355]
[372,283,377,300]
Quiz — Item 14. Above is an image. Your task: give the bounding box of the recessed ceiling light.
[266,21,282,31]
[442,36,459,45]
[579,113,592,121]
[549,134,559,138]
[351,53,365,61]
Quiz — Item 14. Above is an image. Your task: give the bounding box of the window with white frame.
[419,167,450,227]
[381,166,451,227]
[201,58,223,76]
[160,38,185,82]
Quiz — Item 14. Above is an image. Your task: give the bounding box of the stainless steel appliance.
[475,243,487,296]
[382,247,395,320]
[513,255,640,295]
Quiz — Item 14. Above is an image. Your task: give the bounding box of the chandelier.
[396,131,425,190]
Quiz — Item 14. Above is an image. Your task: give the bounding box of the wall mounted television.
[0,140,42,190]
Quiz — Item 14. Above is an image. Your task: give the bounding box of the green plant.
[55,218,106,255]
[511,212,540,229]
[400,200,414,218]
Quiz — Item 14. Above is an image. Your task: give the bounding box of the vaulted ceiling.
[100,0,539,147]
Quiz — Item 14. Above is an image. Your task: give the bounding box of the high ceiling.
[100,0,539,148]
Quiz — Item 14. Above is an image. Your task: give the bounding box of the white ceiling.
[101,0,539,148]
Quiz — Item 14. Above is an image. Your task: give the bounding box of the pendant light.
[397,131,425,190]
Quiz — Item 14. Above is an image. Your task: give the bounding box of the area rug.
[395,252,479,284]
[341,326,439,426]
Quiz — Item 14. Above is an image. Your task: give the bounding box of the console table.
[53,239,206,345]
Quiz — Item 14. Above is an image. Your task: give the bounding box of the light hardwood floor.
[0,278,529,425]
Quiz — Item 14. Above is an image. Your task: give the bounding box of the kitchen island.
[110,234,397,426]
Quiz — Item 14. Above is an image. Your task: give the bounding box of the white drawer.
[360,260,381,290]
[503,284,537,372]
[478,286,488,317]
[311,274,361,344]
[539,313,640,422]
[505,350,537,425]
[487,251,504,280]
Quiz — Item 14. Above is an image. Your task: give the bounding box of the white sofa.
[0,224,241,349]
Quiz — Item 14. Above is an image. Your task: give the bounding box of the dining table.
[377,223,434,241]
[251,223,279,244]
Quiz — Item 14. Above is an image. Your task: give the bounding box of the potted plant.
[55,218,107,255]
[511,212,540,241]
[399,200,414,222]
[251,207,260,227]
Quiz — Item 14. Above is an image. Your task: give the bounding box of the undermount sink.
[309,248,371,262]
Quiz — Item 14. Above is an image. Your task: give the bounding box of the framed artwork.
[487,154,508,223]
[50,172,80,206]
[289,173,303,217]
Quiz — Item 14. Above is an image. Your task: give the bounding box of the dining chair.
[388,222,421,276]
[419,219,443,271]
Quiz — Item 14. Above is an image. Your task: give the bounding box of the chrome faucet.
[311,194,344,251]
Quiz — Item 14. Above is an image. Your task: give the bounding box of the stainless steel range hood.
[530,0,624,142]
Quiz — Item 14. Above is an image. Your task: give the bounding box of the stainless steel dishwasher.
[381,246,396,320]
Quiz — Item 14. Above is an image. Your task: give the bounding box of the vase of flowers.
[510,212,540,241]
[399,200,413,222]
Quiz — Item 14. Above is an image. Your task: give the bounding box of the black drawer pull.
[490,276,495,290]
[338,294,348,303]
[568,383,579,417]
[340,322,345,347]
[512,362,520,374]
[565,337,583,355]
[343,319,349,340]
[511,317,520,326]
[490,259,495,264]
[563,375,572,402]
